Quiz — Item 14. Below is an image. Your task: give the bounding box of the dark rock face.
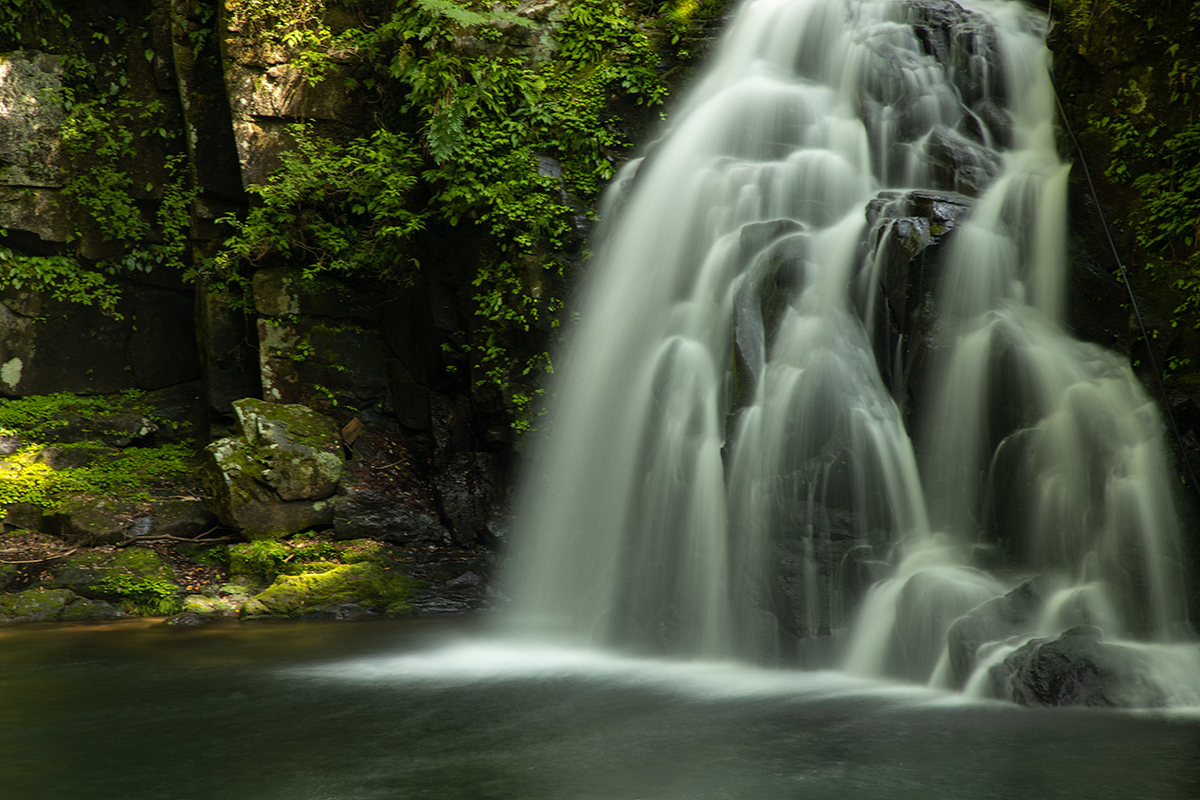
[946,576,1044,687]
[43,497,143,546]
[990,625,1170,708]
[859,189,973,419]
[430,394,506,545]
[334,486,445,545]
[332,422,449,545]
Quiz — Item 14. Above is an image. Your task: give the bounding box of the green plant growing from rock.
[96,571,182,616]
[209,0,731,429]
[0,13,193,317]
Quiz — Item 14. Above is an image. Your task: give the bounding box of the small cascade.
[505,0,1198,705]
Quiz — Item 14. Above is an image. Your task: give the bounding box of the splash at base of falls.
[503,0,1199,707]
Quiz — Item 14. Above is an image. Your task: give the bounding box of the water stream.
[505,0,1200,705]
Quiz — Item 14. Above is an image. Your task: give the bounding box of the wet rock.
[0,587,79,621]
[430,395,505,545]
[181,595,243,617]
[0,587,125,622]
[411,569,490,614]
[885,566,1004,682]
[163,611,219,627]
[333,485,446,545]
[860,189,973,415]
[922,127,1002,195]
[945,576,1044,687]
[61,596,126,621]
[990,625,1172,708]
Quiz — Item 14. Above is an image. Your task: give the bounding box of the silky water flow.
[504,0,1200,705]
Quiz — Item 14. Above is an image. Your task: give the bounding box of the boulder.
[145,498,218,539]
[945,576,1044,688]
[42,496,142,545]
[202,436,334,540]
[241,561,421,618]
[232,398,343,501]
[989,625,1174,708]
[0,587,125,622]
[202,399,344,539]
[48,547,175,596]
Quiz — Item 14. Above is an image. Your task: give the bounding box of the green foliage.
[0,0,69,45]
[54,444,195,500]
[0,238,121,313]
[1,22,193,318]
[229,540,289,583]
[0,446,56,507]
[208,0,726,428]
[0,391,197,507]
[288,532,341,562]
[201,126,424,299]
[0,390,157,436]
[96,571,182,616]
[1092,6,1200,334]
[0,442,195,507]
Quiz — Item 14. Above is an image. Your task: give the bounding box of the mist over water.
[505,0,1199,705]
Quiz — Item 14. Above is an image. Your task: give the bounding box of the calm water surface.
[1,617,1198,800]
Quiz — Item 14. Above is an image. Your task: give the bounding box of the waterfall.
[504,0,1197,703]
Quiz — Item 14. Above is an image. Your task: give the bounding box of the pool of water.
[2,617,1198,800]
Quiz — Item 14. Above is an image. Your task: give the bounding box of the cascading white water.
[504,0,1198,704]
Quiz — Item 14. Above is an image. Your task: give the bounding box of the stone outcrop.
[202,398,343,539]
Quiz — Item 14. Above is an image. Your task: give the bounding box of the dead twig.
[0,548,78,564]
[117,534,239,548]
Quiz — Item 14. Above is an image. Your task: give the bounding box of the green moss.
[47,547,180,616]
[244,562,421,618]
[95,572,182,616]
[0,392,199,510]
[0,587,78,621]
[228,540,288,584]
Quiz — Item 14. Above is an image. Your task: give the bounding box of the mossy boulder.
[203,436,335,539]
[202,399,343,539]
[242,561,421,619]
[0,587,124,622]
[181,594,242,617]
[233,398,343,501]
[46,547,180,615]
[42,496,142,545]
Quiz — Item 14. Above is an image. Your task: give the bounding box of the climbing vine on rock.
[0,10,193,318]
[1056,1,1200,343]
[211,0,729,428]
